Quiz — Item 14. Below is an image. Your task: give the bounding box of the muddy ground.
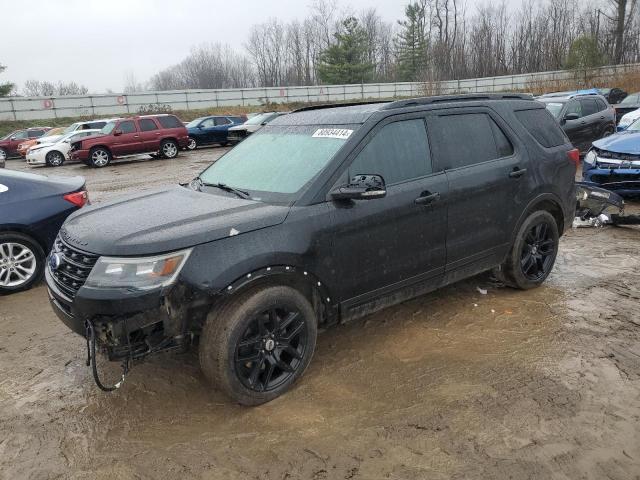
[1,151,639,480]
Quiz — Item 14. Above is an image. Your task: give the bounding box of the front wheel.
[0,232,45,294]
[186,137,197,150]
[199,285,318,405]
[45,150,65,167]
[89,147,111,168]
[160,139,179,159]
[493,210,559,290]
[0,148,7,162]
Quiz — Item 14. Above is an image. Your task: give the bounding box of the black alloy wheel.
[520,219,556,281]
[235,306,307,392]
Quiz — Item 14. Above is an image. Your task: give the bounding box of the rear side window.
[215,117,232,126]
[429,113,513,169]
[119,120,136,134]
[348,118,431,185]
[157,115,183,128]
[139,118,158,131]
[88,121,106,129]
[514,109,566,148]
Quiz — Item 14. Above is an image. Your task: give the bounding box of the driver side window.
[347,119,431,186]
[565,100,583,118]
[13,131,28,140]
[201,118,215,128]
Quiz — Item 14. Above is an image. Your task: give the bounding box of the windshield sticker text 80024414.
[312,129,353,139]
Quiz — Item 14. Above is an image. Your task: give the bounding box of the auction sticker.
[312,128,353,139]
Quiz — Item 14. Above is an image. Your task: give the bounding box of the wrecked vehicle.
[583,118,640,197]
[574,182,640,227]
[46,94,577,405]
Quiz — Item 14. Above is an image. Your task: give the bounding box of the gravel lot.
[1,150,640,480]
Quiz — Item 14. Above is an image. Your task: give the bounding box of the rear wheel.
[89,147,111,168]
[45,150,65,167]
[494,211,559,290]
[0,233,45,294]
[160,139,179,159]
[199,285,318,405]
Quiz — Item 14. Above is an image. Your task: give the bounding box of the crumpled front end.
[582,148,640,197]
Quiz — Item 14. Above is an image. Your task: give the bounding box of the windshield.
[186,118,204,128]
[42,128,61,137]
[63,123,80,134]
[627,118,640,131]
[101,122,116,135]
[620,94,639,105]
[197,125,356,202]
[544,102,565,118]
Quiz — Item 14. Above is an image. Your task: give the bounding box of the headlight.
[584,150,597,166]
[85,249,191,289]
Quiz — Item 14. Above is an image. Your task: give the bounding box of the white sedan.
[26,129,102,167]
[618,108,640,130]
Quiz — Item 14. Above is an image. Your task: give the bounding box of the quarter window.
[119,121,136,134]
[430,113,513,170]
[139,119,159,131]
[157,115,183,128]
[348,119,431,185]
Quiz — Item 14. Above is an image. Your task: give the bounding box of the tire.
[602,126,615,138]
[186,137,197,150]
[45,150,65,167]
[89,147,111,168]
[199,285,318,405]
[0,148,7,162]
[160,139,179,159]
[0,232,45,294]
[493,211,559,290]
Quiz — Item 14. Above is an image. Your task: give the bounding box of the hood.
[38,135,63,144]
[593,131,640,155]
[61,185,290,256]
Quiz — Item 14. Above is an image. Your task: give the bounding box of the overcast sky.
[0,0,518,93]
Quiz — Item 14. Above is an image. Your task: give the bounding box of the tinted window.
[12,131,29,140]
[580,98,598,116]
[139,118,158,131]
[596,99,608,111]
[514,109,566,148]
[88,121,106,129]
[119,120,136,134]
[27,130,45,138]
[348,119,430,185]
[430,113,512,169]
[215,117,232,126]
[565,100,583,117]
[157,115,183,128]
[201,118,215,128]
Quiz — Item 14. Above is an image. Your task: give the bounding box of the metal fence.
[1,63,638,122]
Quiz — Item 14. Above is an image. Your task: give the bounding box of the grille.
[49,236,98,298]
[592,173,640,184]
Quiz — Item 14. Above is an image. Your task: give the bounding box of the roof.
[273,102,388,126]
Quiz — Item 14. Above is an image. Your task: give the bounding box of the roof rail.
[381,93,534,110]
[292,100,390,113]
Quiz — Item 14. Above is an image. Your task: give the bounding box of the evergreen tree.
[0,64,14,97]
[317,17,375,84]
[395,3,428,82]
[564,36,604,70]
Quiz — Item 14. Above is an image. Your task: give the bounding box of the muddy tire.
[0,232,45,294]
[160,139,179,159]
[494,210,559,290]
[199,285,317,406]
[89,147,111,168]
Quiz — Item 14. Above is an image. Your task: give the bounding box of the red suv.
[0,127,51,161]
[70,115,188,167]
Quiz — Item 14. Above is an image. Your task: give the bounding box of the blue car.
[185,115,246,150]
[583,118,640,196]
[0,169,87,294]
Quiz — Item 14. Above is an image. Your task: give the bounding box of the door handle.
[509,168,527,178]
[134,135,140,138]
[415,192,440,205]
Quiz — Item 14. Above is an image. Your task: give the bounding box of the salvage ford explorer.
[46,94,577,405]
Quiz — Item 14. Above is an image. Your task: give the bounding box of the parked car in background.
[48,94,577,403]
[186,115,246,150]
[70,114,188,167]
[17,127,65,157]
[596,87,627,104]
[614,92,640,123]
[0,169,88,294]
[26,129,103,167]
[538,93,616,152]
[0,127,51,161]
[228,112,287,144]
[617,108,640,131]
[583,118,640,197]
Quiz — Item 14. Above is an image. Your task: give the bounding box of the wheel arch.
[0,226,48,254]
[510,193,566,247]
[88,144,112,155]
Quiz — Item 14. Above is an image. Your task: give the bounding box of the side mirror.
[330,174,386,201]
[113,129,123,136]
[260,121,268,126]
[564,113,580,121]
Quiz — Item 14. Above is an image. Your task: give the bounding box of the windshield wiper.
[192,177,251,199]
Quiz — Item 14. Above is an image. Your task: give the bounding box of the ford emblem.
[49,253,62,271]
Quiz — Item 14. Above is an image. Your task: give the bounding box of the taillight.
[64,190,89,208]
[567,148,580,168]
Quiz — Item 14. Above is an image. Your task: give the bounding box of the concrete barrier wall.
[1,63,638,121]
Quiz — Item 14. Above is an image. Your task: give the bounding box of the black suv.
[537,93,616,152]
[46,94,577,405]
